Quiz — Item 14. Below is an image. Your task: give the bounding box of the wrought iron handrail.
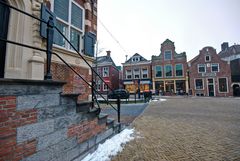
[0,1,121,122]
[54,27,114,92]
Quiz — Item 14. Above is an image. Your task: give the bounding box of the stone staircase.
[0,79,121,161]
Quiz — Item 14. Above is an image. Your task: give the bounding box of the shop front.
[154,79,186,95]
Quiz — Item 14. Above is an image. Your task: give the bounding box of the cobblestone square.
[113,97,240,161]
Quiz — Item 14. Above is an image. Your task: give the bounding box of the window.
[198,64,206,73]
[142,68,148,78]
[97,68,101,76]
[175,64,183,77]
[126,70,132,79]
[96,80,101,91]
[195,79,203,89]
[103,67,109,77]
[134,69,140,79]
[165,65,172,77]
[211,64,219,72]
[103,83,108,91]
[53,0,84,52]
[155,66,162,78]
[132,57,140,62]
[164,51,172,60]
[205,55,211,62]
[219,78,228,92]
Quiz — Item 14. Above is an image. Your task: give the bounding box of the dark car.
[108,89,130,99]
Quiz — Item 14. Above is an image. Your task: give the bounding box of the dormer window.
[132,57,140,62]
[205,55,211,62]
[164,51,172,60]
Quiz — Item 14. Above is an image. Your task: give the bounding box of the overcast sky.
[97,0,240,66]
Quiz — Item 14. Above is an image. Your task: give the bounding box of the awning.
[140,80,151,84]
[123,81,133,85]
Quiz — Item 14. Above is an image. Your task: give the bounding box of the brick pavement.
[112,97,240,161]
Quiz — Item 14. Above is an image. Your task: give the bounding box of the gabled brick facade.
[152,39,188,95]
[219,42,240,96]
[95,51,120,93]
[189,46,232,97]
[122,53,152,93]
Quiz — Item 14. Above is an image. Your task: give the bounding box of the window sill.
[53,45,94,62]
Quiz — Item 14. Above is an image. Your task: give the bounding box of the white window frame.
[205,55,211,62]
[126,70,132,79]
[51,0,85,52]
[134,68,140,79]
[218,77,228,93]
[211,63,219,72]
[103,83,108,91]
[96,80,101,91]
[164,50,172,60]
[103,67,109,77]
[198,64,206,73]
[141,68,148,79]
[194,78,204,90]
[164,64,173,77]
[175,64,183,77]
[132,57,140,62]
[155,66,162,78]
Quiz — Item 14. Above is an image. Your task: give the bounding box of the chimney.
[106,50,111,57]
[221,42,229,51]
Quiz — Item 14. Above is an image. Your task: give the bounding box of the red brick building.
[95,51,120,93]
[50,0,98,100]
[219,42,240,96]
[122,53,152,93]
[189,46,232,97]
[151,39,188,95]
[0,0,98,101]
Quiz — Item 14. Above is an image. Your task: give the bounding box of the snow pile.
[160,98,167,102]
[150,98,167,102]
[77,128,135,161]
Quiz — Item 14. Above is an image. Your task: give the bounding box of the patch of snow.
[76,128,135,161]
[160,98,167,102]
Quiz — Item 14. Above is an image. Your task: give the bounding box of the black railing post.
[107,87,109,105]
[91,68,94,108]
[117,96,121,123]
[44,17,54,80]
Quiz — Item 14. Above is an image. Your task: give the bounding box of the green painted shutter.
[84,32,96,57]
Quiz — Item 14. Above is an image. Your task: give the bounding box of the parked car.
[108,89,130,99]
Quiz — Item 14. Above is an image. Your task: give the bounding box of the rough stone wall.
[0,80,115,161]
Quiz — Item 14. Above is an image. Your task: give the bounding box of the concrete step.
[106,118,115,129]
[60,93,81,105]
[76,101,93,113]
[98,113,108,125]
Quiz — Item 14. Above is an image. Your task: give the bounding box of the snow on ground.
[76,128,135,161]
[160,98,167,102]
[151,98,167,102]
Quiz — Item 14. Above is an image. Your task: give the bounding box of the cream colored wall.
[4,0,94,80]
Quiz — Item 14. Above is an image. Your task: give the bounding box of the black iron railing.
[0,1,121,123]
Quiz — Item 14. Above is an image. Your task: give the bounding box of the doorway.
[233,84,240,97]
[0,0,10,78]
[207,78,215,96]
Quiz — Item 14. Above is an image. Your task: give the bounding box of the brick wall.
[68,118,106,143]
[0,96,37,161]
[0,80,115,161]
[189,47,232,96]
[51,62,91,101]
